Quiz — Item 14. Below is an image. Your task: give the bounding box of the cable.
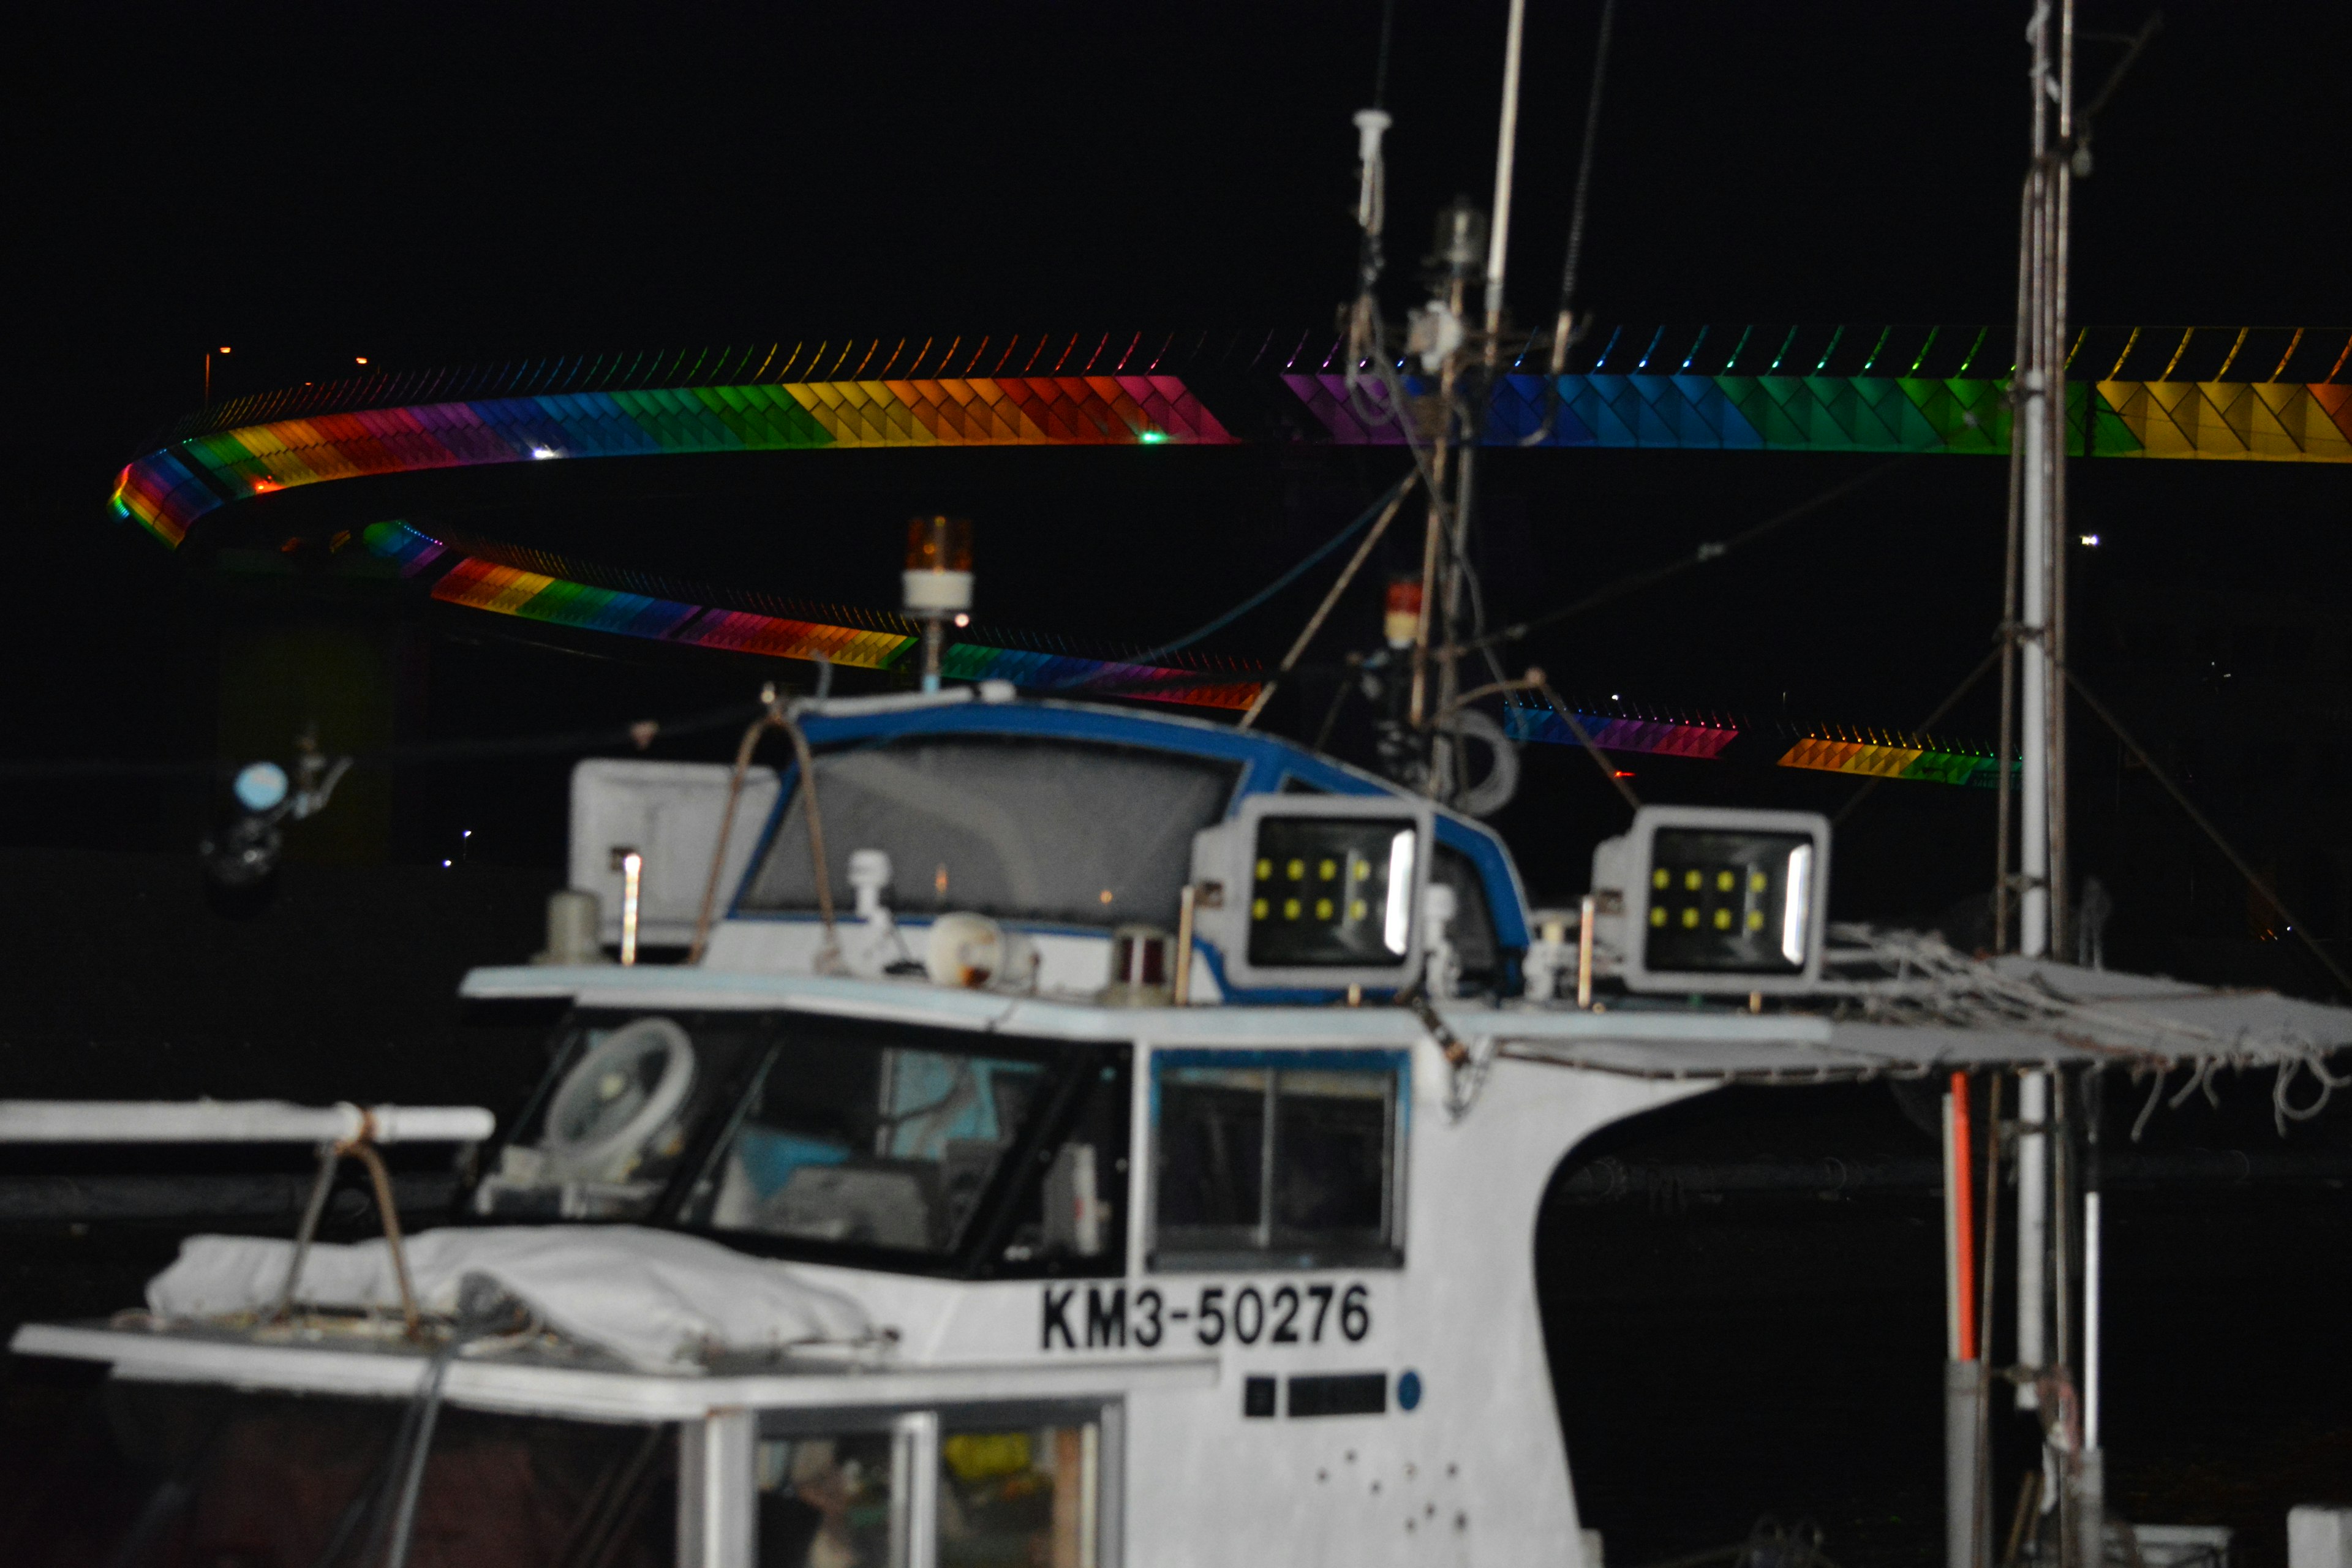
[1449,454,1918,660]
[1532,673,1642,812]
[1065,475,1412,680]
[1237,475,1420,730]
[1553,0,1618,336]
[1831,643,2004,826]
[2062,665,2352,1003]
[303,1278,527,1568]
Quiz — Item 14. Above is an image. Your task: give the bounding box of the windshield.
[473,1011,1131,1276]
[681,1035,1050,1256]
[735,735,1239,928]
[472,1011,766,1223]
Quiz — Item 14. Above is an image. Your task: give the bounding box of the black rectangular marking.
[1243,1376,1278,1418]
[1286,1372,1387,1418]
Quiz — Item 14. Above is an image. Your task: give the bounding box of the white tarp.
[146,1225,878,1373]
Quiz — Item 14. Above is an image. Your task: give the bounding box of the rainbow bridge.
[107,326,2349,769]
[112,325,2351,550]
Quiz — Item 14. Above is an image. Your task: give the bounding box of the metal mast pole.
[1419,0,1528,794]
[2018,1,2057,967]
[2008,10,2081,1568]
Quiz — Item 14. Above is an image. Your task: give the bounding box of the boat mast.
[2011,0,2074,968]
[2000,7,2091,1568]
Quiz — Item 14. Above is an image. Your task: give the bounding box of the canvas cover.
[146,1224,878,1373]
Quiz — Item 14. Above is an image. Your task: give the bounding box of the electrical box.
[1189,794,1434,992]
[1588,805,1830,995]
[569,760,779,949]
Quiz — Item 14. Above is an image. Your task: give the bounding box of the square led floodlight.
[1590,805,1830,994]
[1191,794,1433,992]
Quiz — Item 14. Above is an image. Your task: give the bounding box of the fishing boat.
[11,684,2348,1567]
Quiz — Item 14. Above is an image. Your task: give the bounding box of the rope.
[1819,925,2350,1131]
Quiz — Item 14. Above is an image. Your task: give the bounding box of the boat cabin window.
[736,735,1240,928]
[473,1011,769,1222]
[756,1408,1104,1568]
[1149,1049,1408,1271]
[474,1012,1130,1278]
[686,1037,1051,1258]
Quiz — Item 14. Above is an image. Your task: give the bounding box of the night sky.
[13,2,2352,906]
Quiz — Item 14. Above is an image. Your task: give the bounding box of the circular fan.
[543,1016,696,1177]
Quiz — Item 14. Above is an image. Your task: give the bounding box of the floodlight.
[1588,805,1830,994]
[1189,794,1434,992]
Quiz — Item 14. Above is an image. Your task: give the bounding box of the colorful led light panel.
[1776,735,2008,788]
[1280,372,2352,462]
[119,374,1233,547]
[363,523,1256,711]
[1503,706,1738,760]
[113,328,2348,551]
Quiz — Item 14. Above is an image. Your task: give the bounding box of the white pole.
[0,1101,494,1145]
[1483,0,1529,329]
[2083,1189,2102,1448]
[676,1409,757,1568]
[892,1409,942,1568]
[2015,1071,2049,1409]
[2019,371,2051,965]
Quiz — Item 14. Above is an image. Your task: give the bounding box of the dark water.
[1542,1087,2352,1568]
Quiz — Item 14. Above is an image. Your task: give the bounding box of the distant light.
[233,761,289,812]
[953,612,970,627]
[2078,533,2100,546]
[441,859,453,868]
[217,346,232,355]
[1613,770,1636,778]
[461,829,472,839]
[355,356,368,366]
[1139,431,1170,445]
[530,445,557,460]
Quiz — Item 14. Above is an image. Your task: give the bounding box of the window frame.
[748,1397,1124,1568]
[1144,1047,1411,1274]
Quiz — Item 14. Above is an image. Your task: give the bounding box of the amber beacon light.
[903,514,974,693]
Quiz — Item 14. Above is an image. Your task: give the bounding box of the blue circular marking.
[1397,1370,1422,1411]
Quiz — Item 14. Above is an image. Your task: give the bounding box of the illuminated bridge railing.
[110,327,2351,549]
[361,522,1261,712]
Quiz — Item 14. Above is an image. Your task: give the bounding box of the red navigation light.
[1383,576,1424,649]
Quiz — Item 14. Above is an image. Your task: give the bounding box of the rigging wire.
[2061,665,2352,1005]
[1446,454,1920,661]
[1063,473,1414,680]
[1524,0,1621,445]
[1552,0,1619,338]
[1831,643,2005,826]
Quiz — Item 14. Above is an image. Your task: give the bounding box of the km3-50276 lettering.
[1042,1282,1372,1351]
